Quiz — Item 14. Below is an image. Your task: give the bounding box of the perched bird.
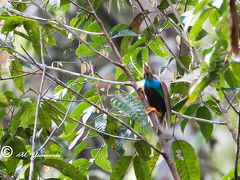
[142,62,171,128]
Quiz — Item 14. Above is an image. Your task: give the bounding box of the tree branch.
[38,64,132,86]
[5,7,104,36]
[226,88,240,111]
[172,110,226,125]
[212,95,237,141]
[28,26,46,180]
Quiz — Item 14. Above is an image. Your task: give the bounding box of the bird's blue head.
[143,62,153,80]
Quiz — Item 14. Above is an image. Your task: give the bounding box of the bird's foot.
[146,107,162,117]
[137,87,144,99]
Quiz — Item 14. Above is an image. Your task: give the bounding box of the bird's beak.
[143,62,153,78]
[143,62,148,72]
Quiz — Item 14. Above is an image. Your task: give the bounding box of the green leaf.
[72,158,91,175]
[232,62,240,81]
[12,0,28,12]
[195,29,208,41]
[149,37,169,58]
[172,140,201,180]
[110,29,138,38]
[9,101,36,135]
[41,100,67,133]
[74,140,92,157]
[110,156,132,180]
[171,82,190,97]
[50,0,70,10]
[181,103,200,133]
[109,24,128,34]
[128,37,146,52]
[51,136,71,159]
[172,97,187,112]
[177,55,191,75]
[222,166,240,180]
[41,159,87,180]
[205,99,221,115]
[1,16,24,35]
[134,141,151,161]
[23,20,40,56]
[0,108,6,120]
[209,9,219,27]
[70,16,85,28]
[43,24,56,46]
[4,137,28,175]
[66,94,98,135]
[193,0,211,14]
[87,21,106,44]
[188,71,218,103]
[157,0,175,10]
[39,106,52,130]
[123,47,142,65]
[196,106,213,141]
[0,91,7,103]
[148,147,160,174]
[95,114,107,132]
[224,69,239,88]
[75,42,99,57]
[10,60,25,92]
[3,91,21,107]
[111,95,148,131]
[133,156,151,180]
[120,36,134,55]
[189,8,211,44]
[142,47,148,63]
[104,116,119,148]
[91,144,112,172]
[71,96,98,132]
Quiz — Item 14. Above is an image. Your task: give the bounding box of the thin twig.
[211,95,237,142]
[28,26,46,180]
[67,0,93,14]
[172,110,226,125]
[226,88,240,111]
[5,7,104,36]
[222,90,239,114]
[8,0,31,4]
[39,64,132,86]
[0,71,39,80]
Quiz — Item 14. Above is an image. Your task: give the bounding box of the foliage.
[0,0,239,179]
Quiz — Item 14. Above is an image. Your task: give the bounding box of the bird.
[141,62,171,128]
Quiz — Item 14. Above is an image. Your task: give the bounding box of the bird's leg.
[137,87,144,99]
[146,107,162,117]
